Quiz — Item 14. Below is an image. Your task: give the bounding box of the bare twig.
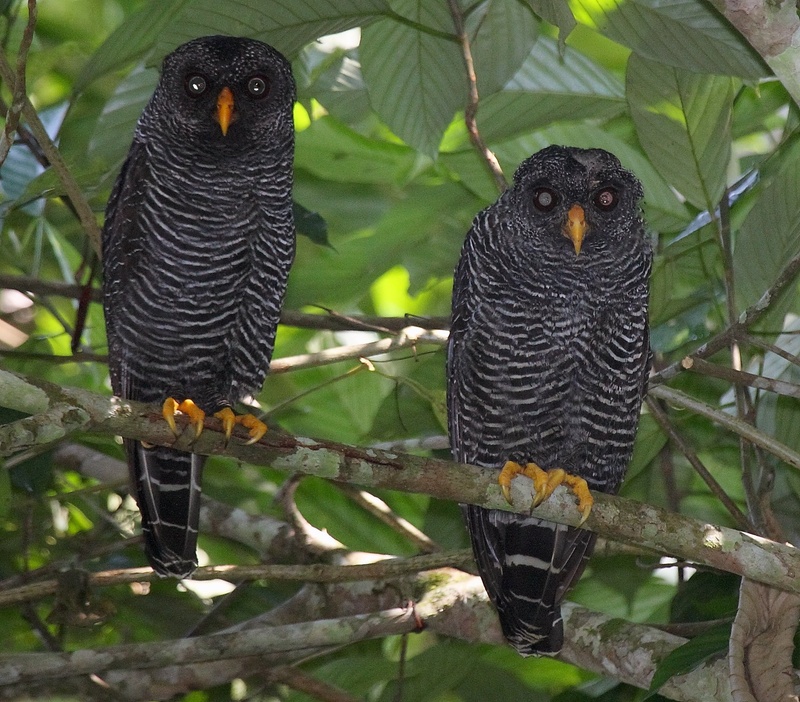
[0,0,37,167]
[337,484,441,553]
[646,396,754,533]
[0,47,102,254]
[446,0,507,193]
[269,327,448,374]
[681,356,800,399]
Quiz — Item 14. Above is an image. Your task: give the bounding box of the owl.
[102,36,296,577]
[447,145,652,654]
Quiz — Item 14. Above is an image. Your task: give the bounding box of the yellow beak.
[564,204,587,255]
[215,87,234,136]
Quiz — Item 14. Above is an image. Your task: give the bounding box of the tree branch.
[3,369,800,598]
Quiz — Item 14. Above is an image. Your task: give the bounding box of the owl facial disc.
[564,204,587,255]
[215,87,235,135]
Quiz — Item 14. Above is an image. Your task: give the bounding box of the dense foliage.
[1,1,800,700]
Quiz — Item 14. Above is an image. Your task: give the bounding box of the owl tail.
[126,440,204,578]
[462,505,597,656]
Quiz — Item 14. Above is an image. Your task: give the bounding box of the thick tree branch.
[709,0,800,107]
[2,370,800,598]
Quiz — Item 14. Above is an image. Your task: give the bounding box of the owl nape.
[448,145,652,655]
[102,35,296,577]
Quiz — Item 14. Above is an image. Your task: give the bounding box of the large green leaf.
[572,0,767,79]
[526,0,577,41]
[88,65,158,173]
[627,53,733,211]
[467,0,539,97]
[295,116,425,185]
[476,35,625,143]
[734,141,800,315]
[154,0,390,60]
[360,2,465,156]
[75,2,190,90]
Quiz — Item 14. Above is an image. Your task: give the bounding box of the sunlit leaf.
[572,0,767,79]
[526,0,577,42]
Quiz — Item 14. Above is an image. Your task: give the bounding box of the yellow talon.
[238,413,267,445]
[212,409,267,445]
[214,407,237,442]
[163,397,206,439]
[497,460,593,524]
[162,398,179,436]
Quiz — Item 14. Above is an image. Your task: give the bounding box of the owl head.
[509,145,645,257]
[141,35,296,149]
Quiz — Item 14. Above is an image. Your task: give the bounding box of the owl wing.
[102,140,203,578]
[447,216,599,656]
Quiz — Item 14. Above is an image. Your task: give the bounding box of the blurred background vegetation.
[1,0,799,700]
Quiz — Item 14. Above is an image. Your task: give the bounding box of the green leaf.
[75,1,190,89]
[734,140,800,313]
[572,0,767,79]
[360,2,465,155]
[295,115,425,185]
[293,201,331,247]
[526,0,577,43]
[468,0,539,96]
[88,65,158,172]
[627,53,734,211]
[476,35,625,143]
[154,0,391,59]
[646,623,731,698]
[300,49,372,124]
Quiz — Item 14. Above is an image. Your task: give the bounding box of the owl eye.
[533,187,559,212]
[247,75,270,98]
[593,187,619,211]
[185,74,208,97]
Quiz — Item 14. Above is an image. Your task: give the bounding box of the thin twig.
[648,384,800,472]
[680,356,800,399]
[0,45,102,254]
[337,484,441,553]
[651,248,800,386]
[446,0,507,193]
[646,397,755,533]
[269,328,448,374]
[0,552,474,609]
[0,0,37,167]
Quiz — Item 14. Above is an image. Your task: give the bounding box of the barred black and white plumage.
[447,146,652,655]
[102,36,296,577]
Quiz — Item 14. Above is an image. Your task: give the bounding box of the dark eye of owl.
[247,76,271,98]
[185,74,208,97]
[593,187,619,211]
[533,187,559,212]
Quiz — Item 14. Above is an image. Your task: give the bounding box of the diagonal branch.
[3,369,800,597]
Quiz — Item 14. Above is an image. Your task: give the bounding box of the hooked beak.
[215,87,235,136]
[563,204,587,255]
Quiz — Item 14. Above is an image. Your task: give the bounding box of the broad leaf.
[627,53,733,211]
[734,141,800,314]
[360,2,465,156]
[468,0,539,96]
[526,0,577,42]
[476,35,625,143]
[75,1,190,89]
[572,0,767,79]
[154,0,391,60]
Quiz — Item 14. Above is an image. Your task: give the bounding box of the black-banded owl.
[447,145,652,655]
[102,36,296,577]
